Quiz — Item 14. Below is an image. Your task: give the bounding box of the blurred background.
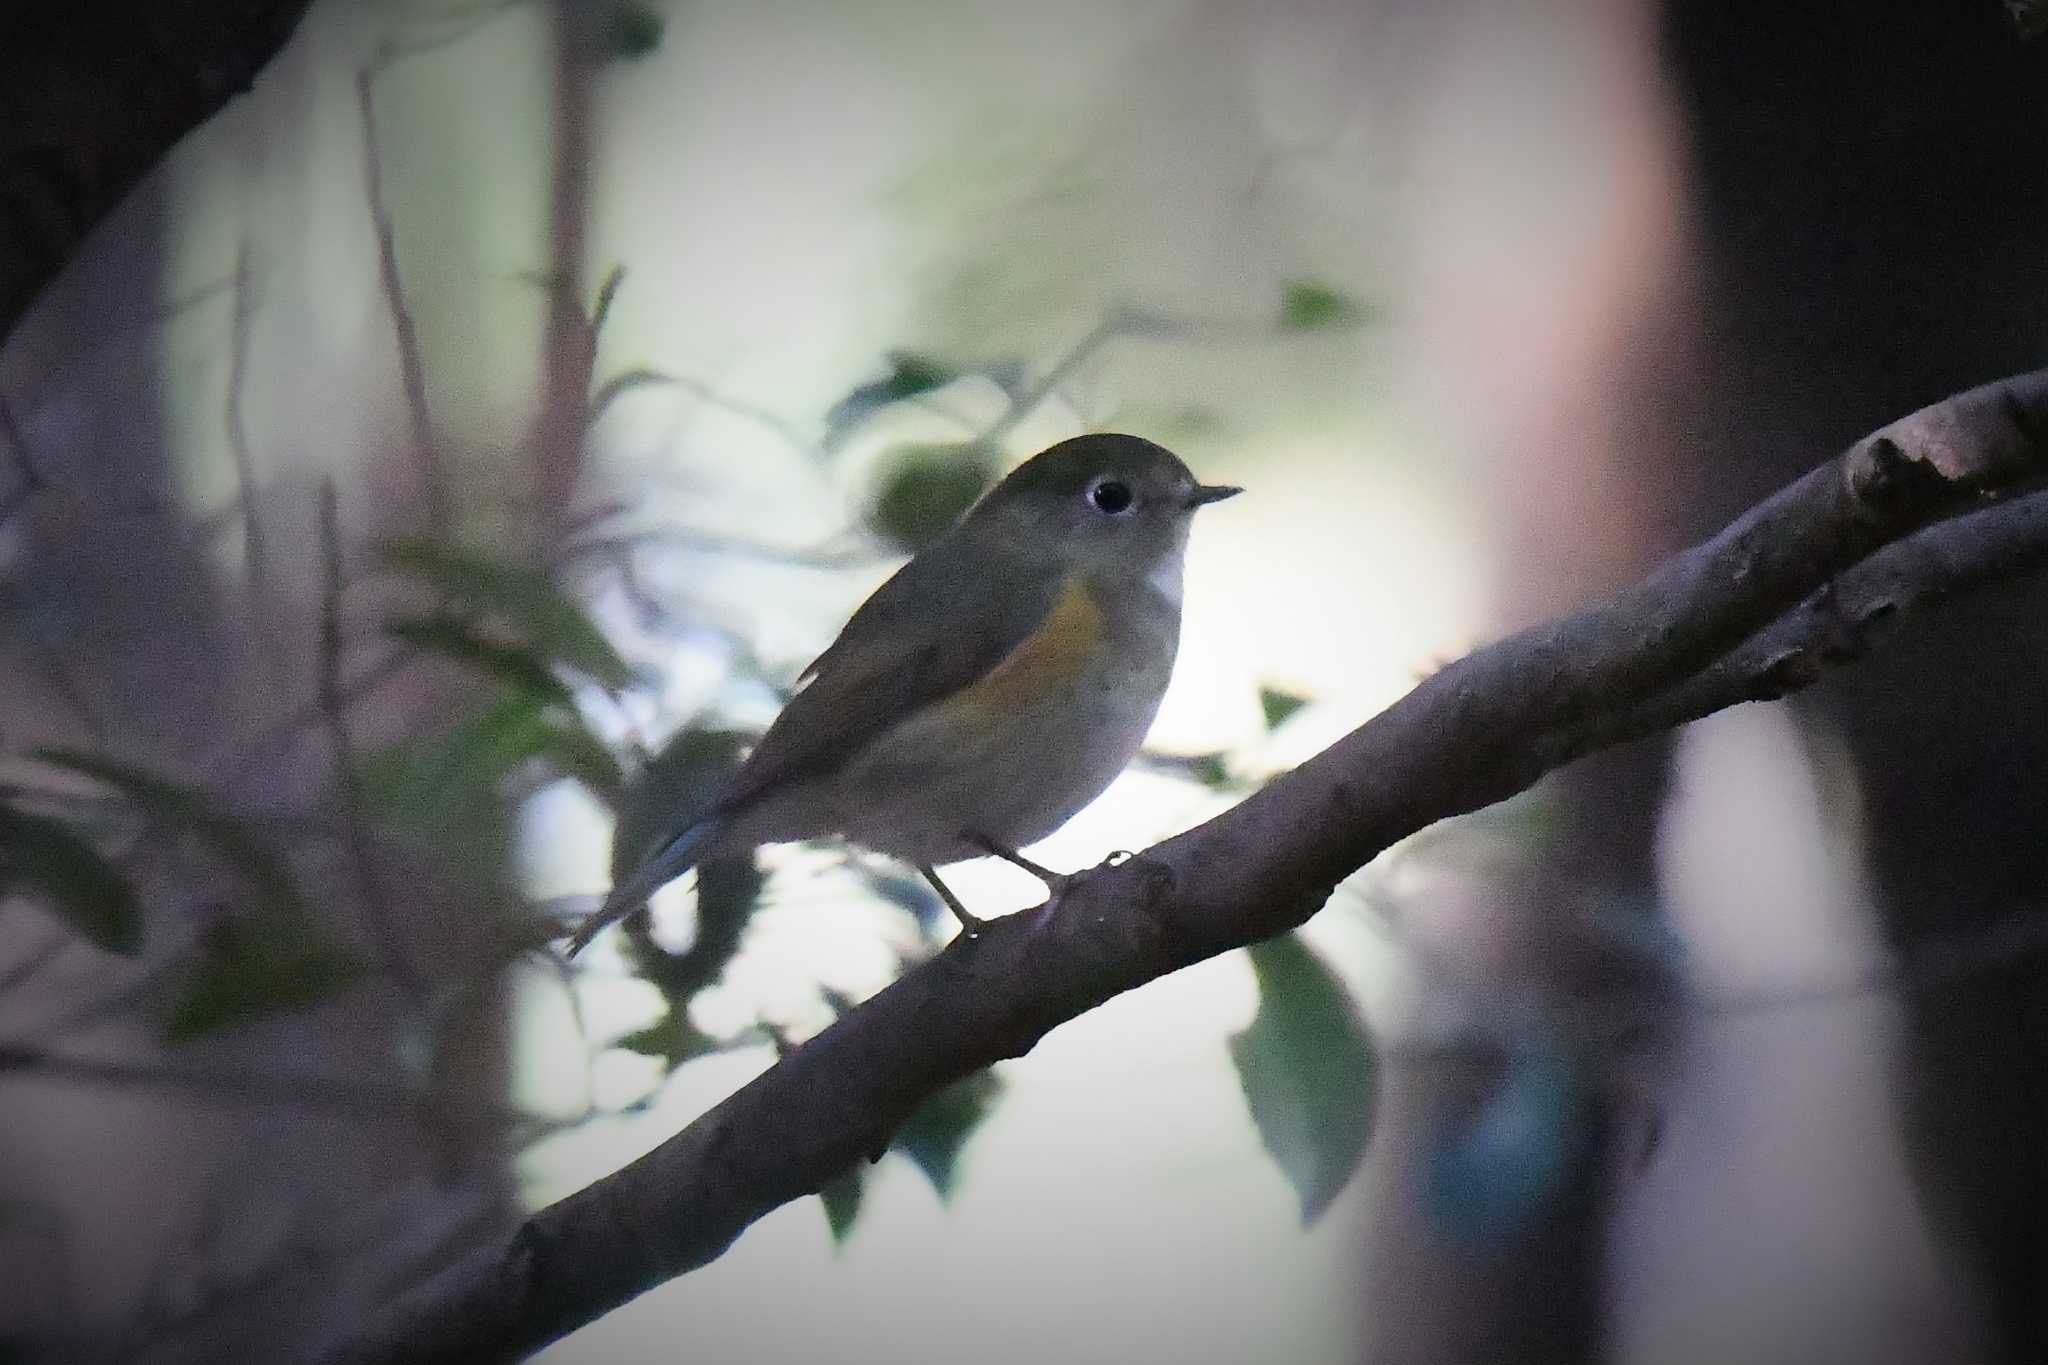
[2,2,2046,1362]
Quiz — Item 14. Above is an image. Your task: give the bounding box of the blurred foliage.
[1277,280,1372,332]
[807,1070,1008,1241]
[364,540,639,873]
[1138,749,1237,791]
[596,0,665,61]
[610,728,764,1017]
[819,1166,866,1247]
[169,911,362,1042]
[796,987,1006,1236]
[1230,932,1377,1225]
[866,442,999,552]
[0,803,139,955]
[1258,686,1310,732]
[853,867,947,934]
[1425,1038,1587,1250]
[361,691,620,867]
[384,615,576,706]
[376,538,634,692]
[589,365,678,423]
[30,750,360,1036]
[610,1002,716,1071]
[823,350,964,451]
[1385,787,1561,881]
[894,1068,1005,1201]
[33,750,308,923]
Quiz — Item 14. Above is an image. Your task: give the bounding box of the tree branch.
[356,51,450,534]
[320,367,2048,1364]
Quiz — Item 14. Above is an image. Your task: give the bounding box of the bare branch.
[356,58,451,534]
[0,1041,428,1115]
[530,4,598,553]
[318,480,421,998]
[225,239,269,587]
[315,367,2048,1363]
[977,315,1122,448]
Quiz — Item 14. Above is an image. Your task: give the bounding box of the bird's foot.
[963,832,1078,900]
[919,864,994,939]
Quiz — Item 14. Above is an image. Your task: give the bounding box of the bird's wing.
[717,534,1081,813]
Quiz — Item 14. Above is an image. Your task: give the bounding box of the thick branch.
[323,368,2048,1365]
[0,3,314,345]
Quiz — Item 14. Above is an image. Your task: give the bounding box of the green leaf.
[587,264,628,337]
[589,366,676,422]
[878,351,956,397]
[1258,686,1310,731]
[168,913,361,1041]
[1278,281,1369,332]
[894,1068,1004,1201]
[1230,932,1376,1224]
[611,729,764,1004]
[531,716,628,806]
[0,805,140,955]
[823,351,962,448]
[866,443,997,553]
[1426,1039,1586,1248]
[818,1167,865,1246]
[612,1006,714,1071]
[1137,749,1236,790]
[610,730,746,878]
[359,693,552,830]
[598,1,664,59]
[384,615,574,706]
[376,539,632,691]
[32,750,305,920]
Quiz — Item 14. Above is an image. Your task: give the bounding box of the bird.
[567,432,1240,955]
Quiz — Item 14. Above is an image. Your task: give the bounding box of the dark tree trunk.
[1652,2,2048,1357]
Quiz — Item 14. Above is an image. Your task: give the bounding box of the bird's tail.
[565,815,722,957]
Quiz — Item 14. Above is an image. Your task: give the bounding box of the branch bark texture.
[326,368,2048,1364]
[0,2,313,345]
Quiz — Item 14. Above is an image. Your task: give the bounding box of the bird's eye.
[1088,478,1134,515]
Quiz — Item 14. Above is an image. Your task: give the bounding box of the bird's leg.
[963,832,1077,899]
[918,863,990,937]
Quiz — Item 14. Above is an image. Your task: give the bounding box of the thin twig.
[211,644,420,786]
[0,385,44,524]
[224,239,269,588]
[0,930,68,997]
[0,578,109,742]
[557,524,889,572]
[531,6,598,553]
[977,316,1121,449]
[356,57,451,534]
[0,384,160,519]
[973,303,1259,451]
[0,1041,427,1114]
[26,913,206,1042]
[661,374,819,457]
[319,481,422,999]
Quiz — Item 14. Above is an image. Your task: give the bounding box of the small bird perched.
[568,433,1239,955]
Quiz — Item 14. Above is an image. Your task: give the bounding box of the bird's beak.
[1185,483,1242,509]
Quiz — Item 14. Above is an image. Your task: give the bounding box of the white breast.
[1145,554,1184,607]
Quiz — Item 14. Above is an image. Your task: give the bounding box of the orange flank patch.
[943,574,1105,720]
